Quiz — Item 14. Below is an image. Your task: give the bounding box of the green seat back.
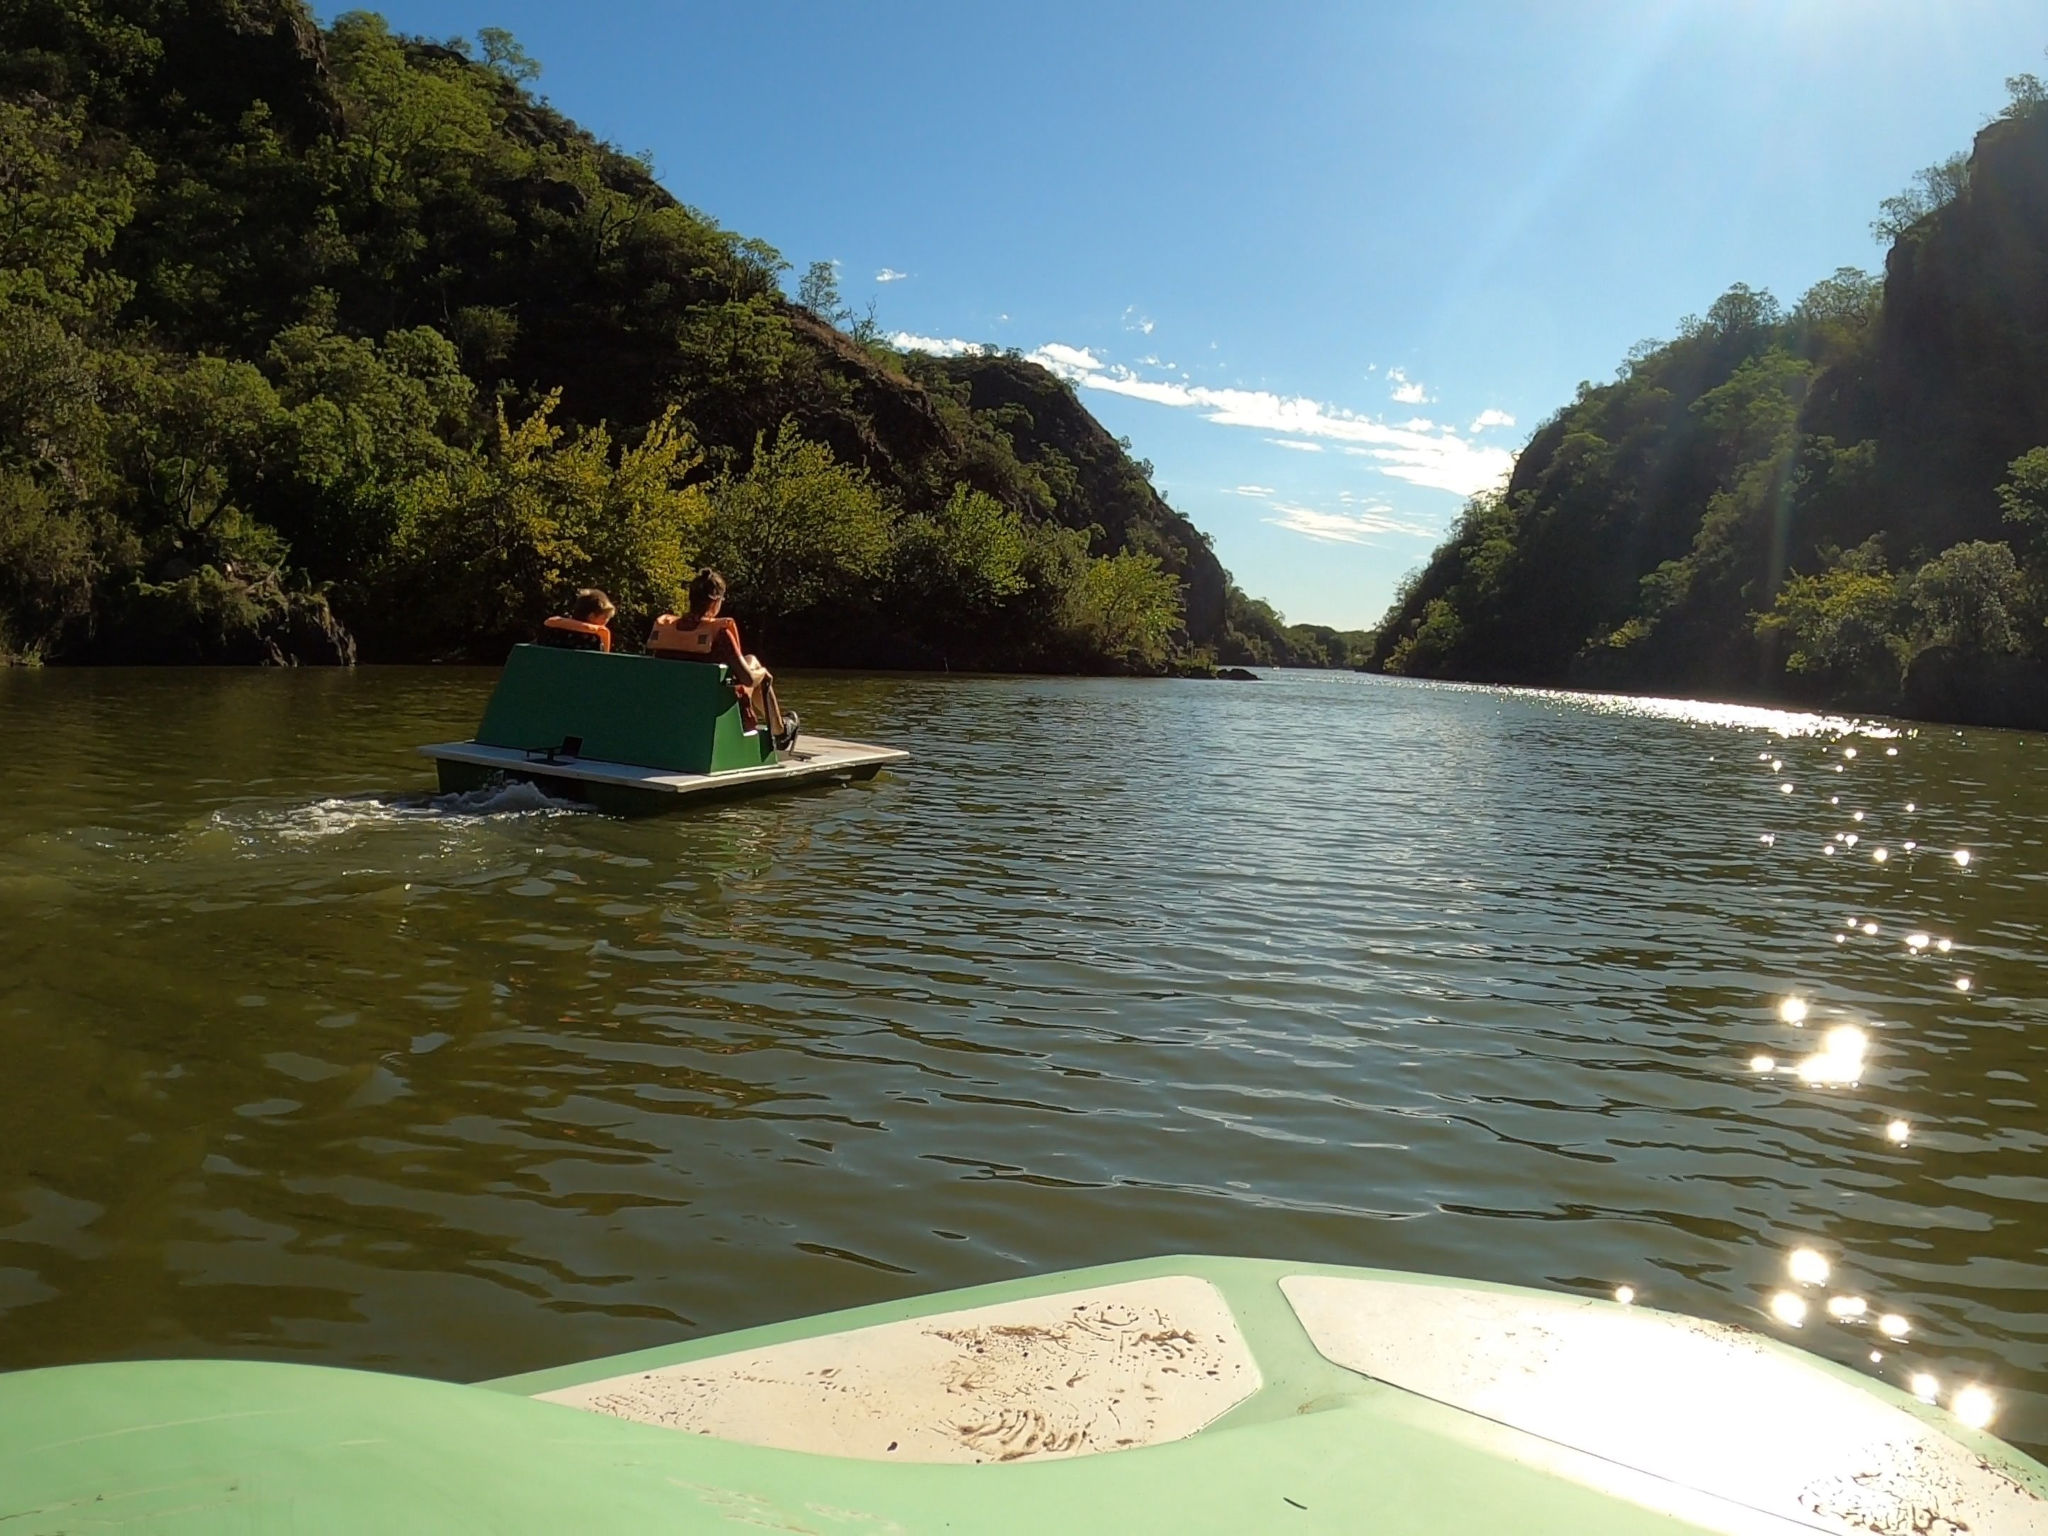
[474,645,775,774]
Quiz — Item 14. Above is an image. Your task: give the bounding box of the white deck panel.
[538,1276,1260,1464]
[418,735,906,797]
[1281,1274,2044,1536]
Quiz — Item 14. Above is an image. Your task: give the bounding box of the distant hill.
[1367,72,2048,727]
[0,0,1327,671]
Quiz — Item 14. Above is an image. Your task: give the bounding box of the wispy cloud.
[1122,305,1155,335]
[1386,367,1431,405]
[1470,408,1517,431]
[1264,501,1438,545]
[875,267,910,283]
[1266,438,1323,453]
[1024,344,1511,496]
[1229,484,1276,497]
[891,332,988,357]
[1033,342,1105,373]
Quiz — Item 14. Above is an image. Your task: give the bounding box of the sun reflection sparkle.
[1795,1026,1867,1086]
[1769,1291,1808,1327]
[1788,1248,1830,1285]
[1953,1385,1996,1430]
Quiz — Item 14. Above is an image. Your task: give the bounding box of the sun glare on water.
[1787,1248,1830,1286]
[1769,1291,1808,1327]
[1795,1026,1868,1085]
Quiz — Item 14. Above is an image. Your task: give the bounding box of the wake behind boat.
[2,1256,2040,1533]
[418,643,906,816]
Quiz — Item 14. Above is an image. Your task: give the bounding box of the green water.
[1,667,2044,1451]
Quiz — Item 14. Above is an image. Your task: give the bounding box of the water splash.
[214,781,587,843]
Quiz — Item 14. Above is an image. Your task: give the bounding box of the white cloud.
[1264,502,1439,545]
[875,267,909,283]
[1338,438,1511,496]
[1023,341,1510,497]
[891,332,988,357]
[1470,408,1517,431]
[1266,438,1324,453]
[1028,342,1107,374]
[1387,367,1431,405]
[1122,305,1156,335]
[1229,484,1276,497]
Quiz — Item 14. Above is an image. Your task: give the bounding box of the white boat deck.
[537,1277,1259,1465]
[418,735,907,798]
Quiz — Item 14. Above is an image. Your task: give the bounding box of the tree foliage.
[1367,55,2048,728]
[1871,154,1971,243]
[386,394,707,658]
[0,0,1245,672]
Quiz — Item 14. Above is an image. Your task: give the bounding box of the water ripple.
[0,666,2043,1449]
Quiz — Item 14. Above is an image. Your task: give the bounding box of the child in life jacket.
[539,589,615,651]
[647,570,800,750]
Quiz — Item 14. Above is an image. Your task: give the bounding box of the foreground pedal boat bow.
[1,1256,2041,1533]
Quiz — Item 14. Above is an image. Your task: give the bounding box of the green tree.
[702,421,894,634]
[1872,153,1970,242]
[1908,540,2024,657]
[264,318,476,572]
[1691,350,1811,469]
[1755,539,1904,696]
[0,97,147,321]
[1999,56,2047,122]
[796,259,847,323]
[326,12,496,204]
[1070,549,1183,671]
[388,392,706,656]
[891,485,1027,605]
[106,352,288,571]
[1996,446,2048,556]
[0,469,120,660]
[476,27,540,85]
[1382,596,1464,676]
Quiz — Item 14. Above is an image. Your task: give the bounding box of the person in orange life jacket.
[646,569,800,750]
[539,588,615,652]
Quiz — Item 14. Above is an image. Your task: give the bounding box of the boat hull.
[423,733,907,816]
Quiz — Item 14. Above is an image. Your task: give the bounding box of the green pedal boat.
[1,1255,2041,1533]
[418,644,906,815]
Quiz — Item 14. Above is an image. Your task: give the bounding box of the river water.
[0,667,2043,1451]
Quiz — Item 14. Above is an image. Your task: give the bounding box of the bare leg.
[742,656,786,738]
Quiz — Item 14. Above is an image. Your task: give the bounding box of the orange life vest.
[647,613,741,662]
[542,615,612,652]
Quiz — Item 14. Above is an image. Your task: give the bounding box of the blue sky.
[353,1,2046,628]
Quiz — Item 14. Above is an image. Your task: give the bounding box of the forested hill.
[1368,69,2048,727]
[0,0,1328,670]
